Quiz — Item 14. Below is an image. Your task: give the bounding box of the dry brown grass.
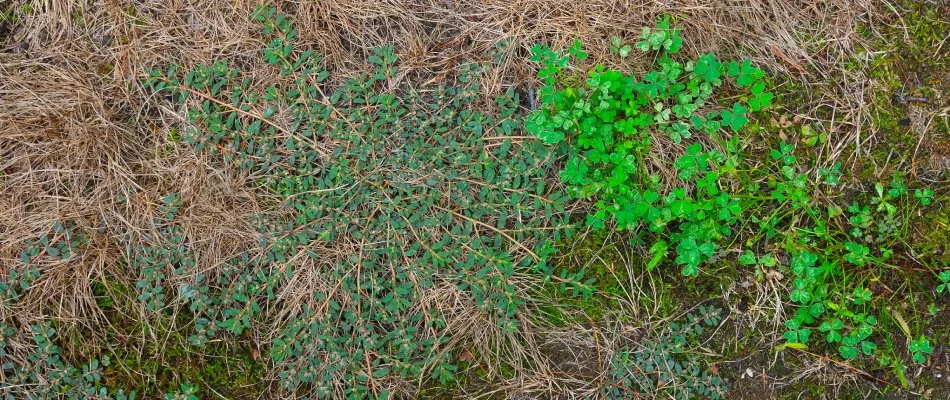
[1,0,940,398]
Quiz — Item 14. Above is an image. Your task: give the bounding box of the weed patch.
[527,15,942,389]
[140,6,592,398]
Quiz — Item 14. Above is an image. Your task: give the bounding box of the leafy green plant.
[131,193,195,312]
[605,305,726,399]
[0,261,38,305]
[0,321,135,400]
[2,221,86,305]
[757,150,942,367]
[164,383,199,400]
[908,337,933,364]
[528,14,938,378]
[937,270,950,294]
[144,6,591,398]
[635,15,683,53]
[913,188,933,206]
[0,223,136,399]
[527,16,769,277]
[610,36,632,58]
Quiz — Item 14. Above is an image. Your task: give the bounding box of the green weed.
[527,16,770,278]
[528,15,940,386]
[141,5,593,398]
[605,305,727,399]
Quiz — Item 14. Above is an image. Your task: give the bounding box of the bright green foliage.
[164,383,199,400]
[818,161,842,185]
[800,124,826,147]
[726,59,764,88]
[526,16,770,277]
[783,319,811,343]
[764,159,930,362]
[937,270,950,293]
[748,82,773,111]
[927,302,940,314]
[818,318,844,343]
[604,306,727,399]
[610,36,632,58]
[144,6,588,398]
[719,103,748,132]
[0,7,939,396]
[914,188,933,205]
[527,15,938,375]
[636,15,683,53]
[908,337,933,364]
[851,287,872,305]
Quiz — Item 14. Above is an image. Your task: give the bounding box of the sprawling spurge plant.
[527,17,769,277]
[144,6,590,398]
[1,222,84,306]
[131,193,196,312]
[0,225,135,400]
[0,322,135,400]
[605,305,727,400]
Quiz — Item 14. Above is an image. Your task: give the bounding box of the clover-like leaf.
[693,53,722,85]
[838,345,858,360]
[748,82,773,111]
[720,103,748,132]
[727,59,764,87]
[909,337,933,364]
[851,287,872,305]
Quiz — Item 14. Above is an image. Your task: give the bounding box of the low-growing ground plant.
[1,4,944,399]
[0,224,136,399]
[605,305,727,399]
[527,18,767,278]
[527,15,940,387]
[138,5,592,398]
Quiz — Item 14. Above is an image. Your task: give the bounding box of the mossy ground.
[543,230,636,325]
[64,277,268,398]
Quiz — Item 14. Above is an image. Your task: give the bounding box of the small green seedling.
[914,188,933,205]
[909,337,933,364]
[610,36,632,58]
[936,270,950,293]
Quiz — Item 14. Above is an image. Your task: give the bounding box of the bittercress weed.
[527,15,939,385]
[526,16,765,278]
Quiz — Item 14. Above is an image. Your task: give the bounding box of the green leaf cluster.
[526,16,770,277]
[143,6,589,398]
[528,14,940,376]
[762,156,933,364]
[605,306,727,399]
[0,322,135,399]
